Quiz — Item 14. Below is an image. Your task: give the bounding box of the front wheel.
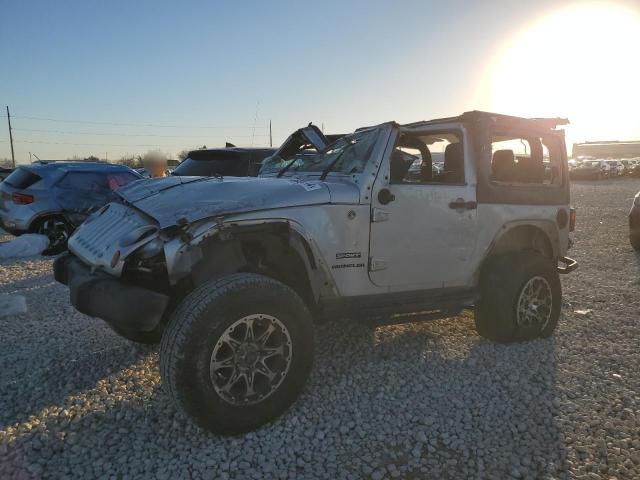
[160,273,314,435]
[475,252,561,343]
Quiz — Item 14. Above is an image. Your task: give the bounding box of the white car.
[55,111,577,434]
[589,160,611,177]
[606,160,624,176]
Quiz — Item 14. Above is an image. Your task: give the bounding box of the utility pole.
[269,120,273,147]
[6,106,15,168]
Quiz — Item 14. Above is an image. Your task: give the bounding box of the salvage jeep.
[54,111,577,434]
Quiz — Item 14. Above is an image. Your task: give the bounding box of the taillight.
[12,193,34,205]
[569,207,576,232]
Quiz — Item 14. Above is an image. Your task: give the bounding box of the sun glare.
[488,2,640,146]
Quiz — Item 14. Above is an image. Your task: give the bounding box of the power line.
[12,114,269,129]
[251,101,260,147]
[16,140,181,147]
[13,127,269,138]
[14,139,272,148]
[6,107,15,168]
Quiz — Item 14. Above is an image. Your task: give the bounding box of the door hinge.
[371,208,390,222]
[369,257,387,271]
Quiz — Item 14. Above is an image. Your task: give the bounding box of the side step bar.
[360,307,466,327]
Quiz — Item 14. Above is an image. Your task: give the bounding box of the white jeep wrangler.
[54,111,577,434]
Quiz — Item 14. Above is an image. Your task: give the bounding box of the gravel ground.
[1,179,639,479]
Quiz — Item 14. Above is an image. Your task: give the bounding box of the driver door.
[368,126,479,290]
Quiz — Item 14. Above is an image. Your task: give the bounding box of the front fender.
[165,217,338,302]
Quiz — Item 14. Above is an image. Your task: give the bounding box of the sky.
[1,0,638,164]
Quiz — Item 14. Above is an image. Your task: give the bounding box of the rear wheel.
[36,216,73,255]
[475,252,561,342]
[160,273,314,435]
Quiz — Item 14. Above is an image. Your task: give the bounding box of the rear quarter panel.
[0,178,59,231]
[473,203,569,277]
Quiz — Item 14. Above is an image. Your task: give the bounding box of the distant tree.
[177,149,191,161]
[0,158,12,168]
[84,155,100,162]
[117,154,142,168]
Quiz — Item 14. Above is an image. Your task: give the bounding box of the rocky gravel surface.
[1,179,640,479]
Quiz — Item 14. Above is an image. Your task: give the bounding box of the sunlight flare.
[489,2,640,145]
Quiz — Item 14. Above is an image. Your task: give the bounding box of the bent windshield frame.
[260,128,380,177]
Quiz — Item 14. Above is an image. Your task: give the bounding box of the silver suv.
[0,162,140,254]
[55,111,577,434]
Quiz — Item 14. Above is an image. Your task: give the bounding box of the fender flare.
[176,218,337,304]
[474,220,559,281]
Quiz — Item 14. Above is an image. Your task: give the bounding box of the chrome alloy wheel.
[516,276,553,330]
[209,314,293,405]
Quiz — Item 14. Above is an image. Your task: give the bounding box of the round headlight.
[137,238,164,259]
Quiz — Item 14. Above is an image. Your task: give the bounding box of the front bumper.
[53,254,170,332]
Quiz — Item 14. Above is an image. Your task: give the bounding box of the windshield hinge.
[371,208,390,223]
[369,257,387,271]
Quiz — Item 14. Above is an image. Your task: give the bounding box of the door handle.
[449,198,477,210]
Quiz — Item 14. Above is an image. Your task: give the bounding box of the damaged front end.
[55,126,339,335]
[55,200,176,335]
[53,253,170,334]
[54,122,356,338]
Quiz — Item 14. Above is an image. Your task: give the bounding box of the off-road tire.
[630,234,640,251]
[160,273,314,435]
[475,251,561,343]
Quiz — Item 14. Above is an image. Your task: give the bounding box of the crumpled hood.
[116,176,357,228]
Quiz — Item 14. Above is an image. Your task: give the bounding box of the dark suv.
[172,147,277,177]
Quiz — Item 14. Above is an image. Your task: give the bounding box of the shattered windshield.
[260,128,379,176]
